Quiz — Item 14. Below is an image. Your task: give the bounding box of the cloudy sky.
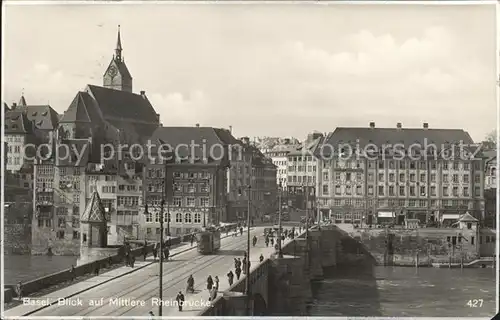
[3,3,497,141]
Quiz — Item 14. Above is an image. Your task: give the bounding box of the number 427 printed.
[466,299,484,308]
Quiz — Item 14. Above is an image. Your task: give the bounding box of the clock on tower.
[108,66,117,77]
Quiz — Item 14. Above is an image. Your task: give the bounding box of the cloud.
[149,90,211,126]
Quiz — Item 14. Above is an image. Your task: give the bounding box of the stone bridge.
[201,225,339,316]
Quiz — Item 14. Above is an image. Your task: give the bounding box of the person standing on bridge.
[190,234,195,247]
[214,276,220,290]
[270,237,274,247]
[164,246,170,261]
[207,275,214,291]
[240,227,243,236]
[153,242,158,261]
[253,235,257,247]
[235,265,242,280]
[242,257,247,275]
[186,274,195,293]
[260,254,264,263]
[227,270,234,286]
[265,235,269,247]
[16,281,23,300]
[143,240,148,261]
[176,291,185,312]
[70,265,76,281]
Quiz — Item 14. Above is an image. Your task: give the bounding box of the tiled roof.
[80,191,107,223]
[86,85,157,123]
[15,105,60,130]
[314,127,474,157]
[148,126,237,164]
[459,213,478,222]
[60,92,93,123]
[484,150,497,163]
[4,110,33,134]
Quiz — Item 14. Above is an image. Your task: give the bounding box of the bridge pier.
[269,254,309,315]
[281,238,313,306]
[221,291,249,316]
[309,229,324,279]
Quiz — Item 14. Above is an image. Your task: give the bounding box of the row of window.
[6,157,21,165]
[145,212,204,224]
[4,135,23,142]
[321,160,479,171]
[288,165,317,172]
[7,145,22,153]
[146,196,210,207]
[323,184,481,197]
[288,156,315,162]
[117,196,140,206]
[118,184,140,192]
[146,183,210,193]
[318,198,472,208]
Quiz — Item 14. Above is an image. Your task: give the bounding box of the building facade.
[31,27,160,255]
[484,151,497,190]
[313,122,485,226]
[141,126,233,239]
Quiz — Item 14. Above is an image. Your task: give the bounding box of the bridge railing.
[5,232,199,297]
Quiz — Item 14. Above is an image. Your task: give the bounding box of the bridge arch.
[252,293,267,316]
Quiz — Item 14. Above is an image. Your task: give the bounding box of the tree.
[482,130,497,150]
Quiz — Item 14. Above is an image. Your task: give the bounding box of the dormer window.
[42,111,48,116]
[37,120,43,126]
[32,112,37,117]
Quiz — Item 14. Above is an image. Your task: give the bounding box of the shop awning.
[378,211,394,218]
[441,213,460,221]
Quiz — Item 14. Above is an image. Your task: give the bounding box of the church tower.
[103,25,133,92]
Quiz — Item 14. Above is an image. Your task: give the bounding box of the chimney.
[156,113,160,122]
[12,102,17,109]
[241,137,250,145]
[229,125,232,133]
[196,123,200,128]
[369,122,375,128]
[140,90,145,95]
[397,122,402,129]
[423,122,429,129]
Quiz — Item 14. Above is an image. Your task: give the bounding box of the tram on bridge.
[196,227,221,254]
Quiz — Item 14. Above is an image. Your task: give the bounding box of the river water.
[310,263,496,317]
[4,255,497,317]
[4,255,78,285]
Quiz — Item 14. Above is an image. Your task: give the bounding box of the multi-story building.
[248,144,278,220]
[286,133,323,213]
[31,27,160,255]
[263,140,299,188]
[141,126,234,239]
[226,137,253,221]
[4,95,59,173]
[484,150,497,190]
[484,150,497,228]
[313,122,485,226]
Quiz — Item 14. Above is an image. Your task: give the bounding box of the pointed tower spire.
[19,90,27,106]
[115,25,122,61]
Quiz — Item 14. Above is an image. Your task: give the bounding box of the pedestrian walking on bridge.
[190,234,195,247]
[176,291,185,311]
[207,275,214,291]
[260,254,264,263]
[148,311,155,319]
[143,240,148,261]
[16,281,23,300]
[235,266,242,280]
[153,242,158,261]
[227,270,234,286]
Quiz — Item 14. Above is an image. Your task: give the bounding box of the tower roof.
[458,213,479,222]
[18,95,27,107]
[80,191,107,223]
[116,25,122,51]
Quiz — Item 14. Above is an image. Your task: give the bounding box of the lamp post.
[238,185,252,315]
[278,182,283,258]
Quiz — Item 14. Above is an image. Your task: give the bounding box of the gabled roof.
[86,85,158,123]
[4,110,33,134]
[148,126,238,164]
[459,213,478,222]
[55,139,93,167]
[18,95,27,106]
[15,105,60,130]
[60,92,92,123]
[4,102,10,112]
[484,150,497,164]
[80,191,107,223]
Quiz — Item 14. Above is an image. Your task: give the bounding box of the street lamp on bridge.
[237,184,252,315]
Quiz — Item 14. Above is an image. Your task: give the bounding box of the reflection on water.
[5,255,78,284]
[310,263,496,317]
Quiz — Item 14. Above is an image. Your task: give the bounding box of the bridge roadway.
[7,226,290,318]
